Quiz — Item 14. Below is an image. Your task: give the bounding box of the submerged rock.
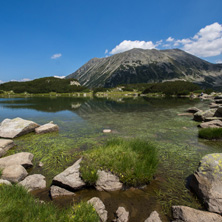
[35,122,59,134]
[87,197,108,222]
[144,211,162,222]
[114,207,129,222]
[0,152,34,169]
[0,117,39,139]
[0,139,15,157]
[96,170,123,191]
[0,152,34,168]
[172,206,222,222]
[52,158,85,191]
[2,165,28,183]
[19,174,46,191]
[50,185,76,199]
[199,120,222,128]
[190,153,222,213]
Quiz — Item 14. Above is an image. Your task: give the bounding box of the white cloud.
[216,59,222,64]
[166,37,174,42]
[105,49,108,54]
[110,40,156,54]
[0,80,4,84]
[54,75,65,79]
[20,78,31,82]
[51,53,62,59]
[156,40,163,46]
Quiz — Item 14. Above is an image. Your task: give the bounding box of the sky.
[0,0,222,83]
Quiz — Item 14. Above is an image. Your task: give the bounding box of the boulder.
[186,107,201,113]
[0,179,12,185]
[205,117,222,122]
[214,95,222,100]
[215,107,222,117]
[190,153,222,213]
[87,197,108,222]
[215,99,222,104]
[172,206,222,222]
[193,109,216,122]
[50,185,76,199]
[114,207,129,222]
[52,158,85,191]
[19,174,46,191]
[35,122,59,134]
[144,211,162,222]
[96,170,123,192]
[0,152,34,169]
[0,117,39,139]
[0,139,15,157]
[1,165,28,183]
[199,120,222,128]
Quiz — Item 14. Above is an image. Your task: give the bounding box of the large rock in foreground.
[1,165,28,183]
[96,170,123,191]
[0,139,15,157]
[190,153,222,213]
[0,152,34,169]
[35,122,59,134]
[19,174,46,191]
[50,185,76,199]
[144,211,162,222]
[87,197,108,222]
[172,206,222,222]
[52,158,86,191]
[0,117,39,139]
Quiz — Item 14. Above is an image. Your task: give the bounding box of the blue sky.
[0,0,222,83]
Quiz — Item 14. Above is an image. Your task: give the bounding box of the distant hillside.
[0,77,87,94]
[66,48,222,89]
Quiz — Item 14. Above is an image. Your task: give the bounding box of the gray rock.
[0,152,34,169]
[35,122,59,134]
[52,158,85,191]
[114,207,129,222]
[215,107,222,117]
[19,174,46,191]
[1,165,28,183]
[199,120,222,128]
[96,170,123,191]
[193,109,216,122]
[205,117,222,122]
[172,206,222,222]
[144,211,162,222]
[0,117,39,139]
[0,179,12,185]
[50,185,76,199]
[186,107,201,113]
[190,153,222,213]
[0,139,15,157]
[87,197,108,222]
[210,103,220,109]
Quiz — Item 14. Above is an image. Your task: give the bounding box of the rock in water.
[0,152,34,169]
[193,109,216,122]
[1,165,28,183]
[0,139,15,157]
[19,174,46,191]
[0,117,39,138]
[35,122,59,134]
[172,206,222,222]
[190,153,222,213]
[52,158,85,190]
[144,211,162,222]
[114,207,129,222]
[87,197,108,222]
[50,185,76,199]
[96,170,123,191]
[199,120,222,128]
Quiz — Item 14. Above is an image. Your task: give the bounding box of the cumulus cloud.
[166,37,174,42]
[51,53,62,59]
[110,40,156,54]
[54,75,65,79]
[10,78,31,82]
[105,49,108,54]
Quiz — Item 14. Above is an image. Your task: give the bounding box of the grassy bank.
[0,185,99,222]
[80,138,158,186]
[199,128,222,140]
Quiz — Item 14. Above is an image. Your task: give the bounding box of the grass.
[80,138,158,186]
[0,185,99,222]
[199,128,222,140]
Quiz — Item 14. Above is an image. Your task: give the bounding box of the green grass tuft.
[80,138,158,186]
[199,128,222,140]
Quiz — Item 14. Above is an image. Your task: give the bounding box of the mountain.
[66,48,222,89]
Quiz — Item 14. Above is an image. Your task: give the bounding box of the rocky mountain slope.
[66,48,222,89]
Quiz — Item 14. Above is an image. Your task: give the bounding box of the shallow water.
[0,96,221,221]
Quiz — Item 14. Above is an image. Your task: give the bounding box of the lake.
[0,96,221,221]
